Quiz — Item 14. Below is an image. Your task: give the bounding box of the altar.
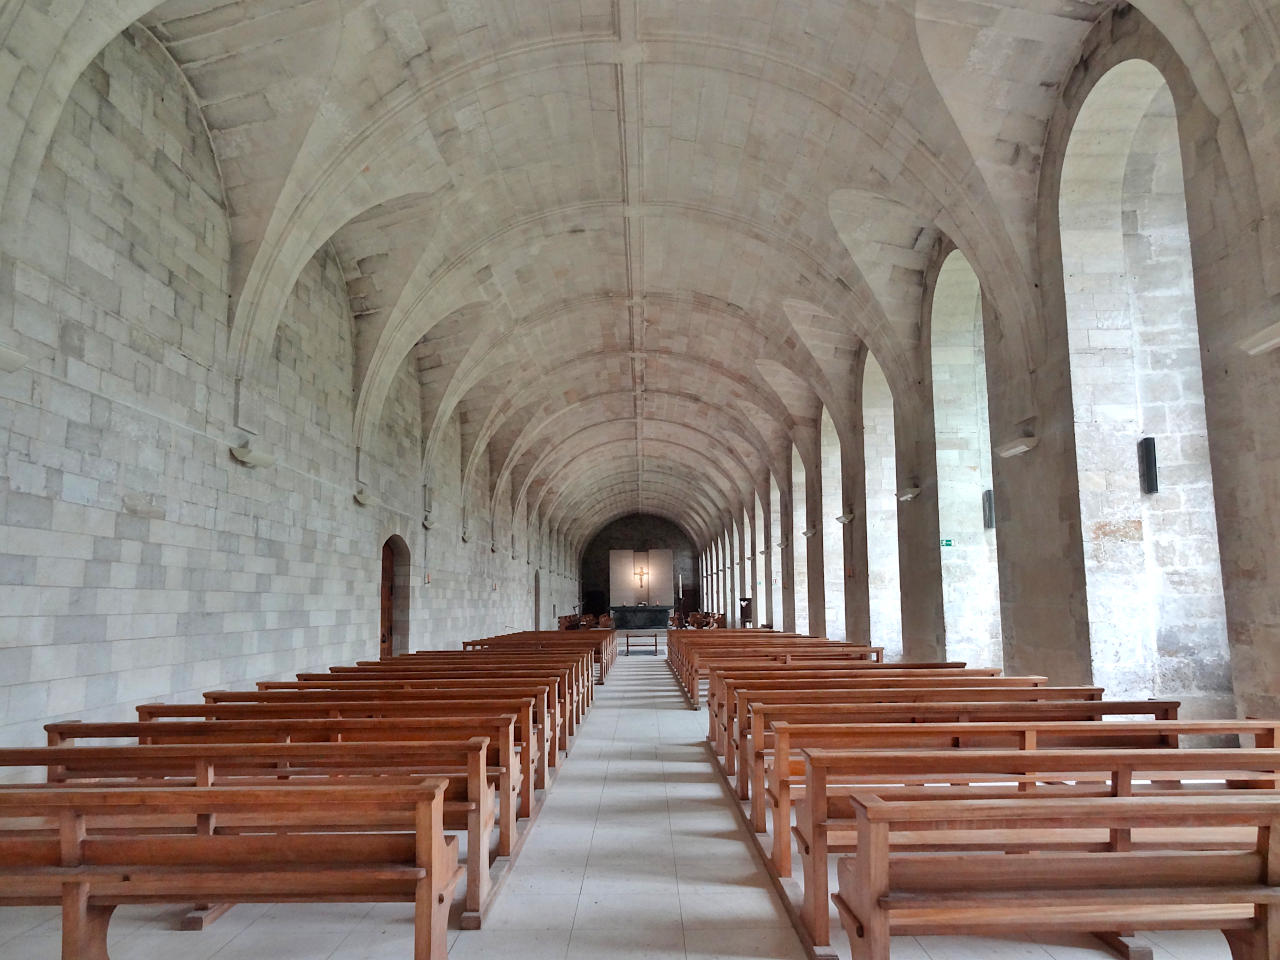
[610,605,672,630]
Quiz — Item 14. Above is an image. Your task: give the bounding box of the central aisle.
[448,653,805,960]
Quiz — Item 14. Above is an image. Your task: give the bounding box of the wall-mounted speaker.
[982,489,995,530]
[1138,437,1158,495]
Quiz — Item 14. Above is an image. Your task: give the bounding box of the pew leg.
[1224,907,1280,960]
[1093,932,1155,960]
[415,877,449,960]
[832,892,868,960]
[1225,929,1264,960]
[520,755,533,819]
[534,731,549,789]
[770,788,792,876]
[548,725,560,767]
[62,883,114,960]
[798,829,829,946]
[497,787,515,858]
[750,779,767,833]
[840,904,888,960]
[463,807,492,921]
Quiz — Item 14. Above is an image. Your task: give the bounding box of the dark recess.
[578,514,700,616]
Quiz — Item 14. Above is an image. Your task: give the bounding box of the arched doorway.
[380,536,411,658]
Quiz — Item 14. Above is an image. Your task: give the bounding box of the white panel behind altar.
[609,550,638,605]
[646,549,674,605]
[608,549,675,607]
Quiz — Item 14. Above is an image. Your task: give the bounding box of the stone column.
[895,400,946,663]
[779,481,797,633]
[842,418,871,645]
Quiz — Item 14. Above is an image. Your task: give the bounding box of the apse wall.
[0,27,575,758]
[579,514,697,615]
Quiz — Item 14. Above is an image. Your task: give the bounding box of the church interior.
[3,0,1280,957]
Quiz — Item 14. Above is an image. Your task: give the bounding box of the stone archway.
[1060,59,1231,716]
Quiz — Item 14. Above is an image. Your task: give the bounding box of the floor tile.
[683,926,806,960]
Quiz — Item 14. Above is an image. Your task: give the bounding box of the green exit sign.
[940,539,953,547]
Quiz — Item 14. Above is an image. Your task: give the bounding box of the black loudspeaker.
[982,489,995,530]
[1138,437,1159,494]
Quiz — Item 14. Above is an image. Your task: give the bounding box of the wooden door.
[380,540,395,659]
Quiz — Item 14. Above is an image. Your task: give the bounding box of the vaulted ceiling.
[133,0,1122,550]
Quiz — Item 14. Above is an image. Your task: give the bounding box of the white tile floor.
[0,653,1239,958]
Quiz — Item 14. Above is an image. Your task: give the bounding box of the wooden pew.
[345,652,595,712]
[260,672,581,738]
[47,715,522,858]
[202,684,561,774]
[0,780,460,960]
[0,738,498,925]
[354,649,596,711]
[679,647,890,708]
[713,682,1104,767]
[743,699,1184,827]
[761,710,1251,871]
[325,655,592,721]
[138,697,543,817]
[703,663,993,734]
[666,629,817,695]
[831,793,1280,960]
[710,673,1052,767]
[462,631,618,683]
[460,638,613,686]
[668,638,889,706]
[796,746,1280,947]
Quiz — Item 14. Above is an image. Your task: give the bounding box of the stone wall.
[0,28,572,762]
